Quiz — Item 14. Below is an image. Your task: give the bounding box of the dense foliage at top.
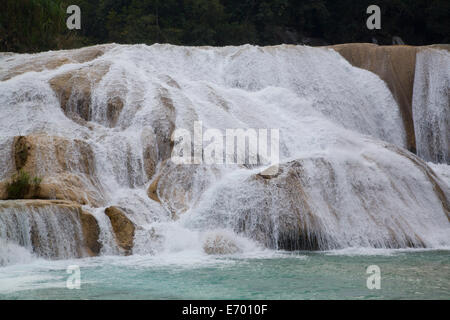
[1,0,449,53]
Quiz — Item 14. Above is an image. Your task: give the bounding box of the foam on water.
[0,238,36,266]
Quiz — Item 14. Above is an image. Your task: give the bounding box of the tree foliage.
[1,0,448,52]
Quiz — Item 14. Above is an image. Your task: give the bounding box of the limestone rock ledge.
[247,145,450,250]
[0,134,105,206]
[0,200,101,259]
[329,43,450,153]
[105,206,136,255]
[0,44,112,82]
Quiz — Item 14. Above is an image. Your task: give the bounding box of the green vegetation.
[6,169,42,199]
[1,0,449,53]
[1,0,69,52]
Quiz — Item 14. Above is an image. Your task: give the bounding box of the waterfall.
[0,238,35,266]
[412,48,450,164]
[0,44,449,263]
[0,201,88,260]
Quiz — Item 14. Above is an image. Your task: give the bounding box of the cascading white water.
[0,238,35,266]
[412,48,450,164]
[0,201,87,261]
[0,44,448,262]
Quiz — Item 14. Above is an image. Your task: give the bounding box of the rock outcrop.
[49,62,113,124]
[79,208,102,256]
[329,43,450,154]
[0,44,111,81]
[203,231,241,255]
[105,206,136,255]
[329,44,418,152]
[189,140,450,250]
[152,88,177,161]
[147,161,220,219]
[141,127,159,180]
[0,134,104,206]
[244,146,450,250]
[147,175,161,203]
[147,161,190,216]
[12,134,94,175]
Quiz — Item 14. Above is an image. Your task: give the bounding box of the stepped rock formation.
[0,44,112,82]
[0,43,449,261]
[49,62,112,124]
[0,134,104,206]
[176,138,449,250]
[329,44,418,152]
[330,43,450,158]
[148,161,221,218]
[0,200,100,260]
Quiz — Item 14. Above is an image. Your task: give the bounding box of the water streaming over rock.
[0,201,88,262]
[412,48,450,164]
[0,44,448,264]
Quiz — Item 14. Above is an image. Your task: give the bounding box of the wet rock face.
[80,209,102,256]
[329,43,418,152]
[0,45,111,82]
[242,162,326,250]
[147,161,221,219]
[329,43,450,158]
[106,96,124,127]
[192,142,449,251]
[49,62,112,124]
[105,206,136,255]
[0,134,105,206]
[48,58,130,129]
[203,232,241,255]
[0,200,101,258]
[141,127,159,180]
[147,175,161,203]
[152,89,176,161]
[147,162,192,217]
[35,173,103,206]
[14,135,30,171]
[261,150,448,250]
[12,135,95,176]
